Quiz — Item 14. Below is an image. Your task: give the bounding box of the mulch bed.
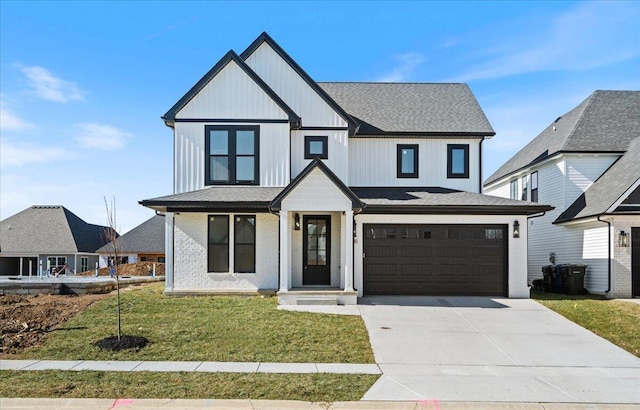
[94,335,149,351]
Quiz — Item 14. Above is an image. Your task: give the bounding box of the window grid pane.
[234,216,255,273]
[208,215,229,272]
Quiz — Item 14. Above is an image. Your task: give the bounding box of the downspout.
[479,138,484,193]
[597,215,612,294]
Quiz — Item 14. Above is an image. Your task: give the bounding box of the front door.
[303,215,331,286]
[632,228,640,297]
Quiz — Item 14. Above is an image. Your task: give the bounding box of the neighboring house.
[140,32,551,305]
[0,205,113,276]
[484,91,640,298]
[96,214,166,267]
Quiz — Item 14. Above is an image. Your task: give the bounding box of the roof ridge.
[562,91,598,150]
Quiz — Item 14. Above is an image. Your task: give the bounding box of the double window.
[304,136,328,159]
[521,175,528,201]
[208,215,256,273]
[205,125,259,185]
[397,144,418,178]
[447,144,469,178]
[80,257,89,272]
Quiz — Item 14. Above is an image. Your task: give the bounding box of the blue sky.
[1,1,639,233]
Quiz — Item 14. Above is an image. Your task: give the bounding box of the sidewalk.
[0,359,381,374]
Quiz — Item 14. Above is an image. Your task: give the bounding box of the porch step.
[296,295,338,306]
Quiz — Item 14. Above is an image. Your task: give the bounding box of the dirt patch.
[77,262,165,277]
[94,335,149,351]
[0,292,109,356]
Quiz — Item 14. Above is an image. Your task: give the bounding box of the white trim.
[606,177,640,213]
[165,212,175,292]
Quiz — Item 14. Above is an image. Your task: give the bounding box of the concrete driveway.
[357,296,640,403]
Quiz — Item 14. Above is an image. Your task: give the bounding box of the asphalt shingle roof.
[319,82,495,135]
[0,206,112,254]
[555,137,640,223]
[96,215,165,254]
[485,90,640,185]
[139,187,284,211]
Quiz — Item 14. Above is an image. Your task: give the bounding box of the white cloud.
[18,64,86,103]
[375,53,425,82]
[453,2,640,82]
[75,122,131,150]
[0,139,71,168]
[0,102,34,131]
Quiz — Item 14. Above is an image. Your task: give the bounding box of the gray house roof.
[139,187,285,212]
[485,90,640,186]
[352,187,551,215]
[555,137,640,223]
[319,82,495,136]
[0,205,113,254]
[96,215,165,254]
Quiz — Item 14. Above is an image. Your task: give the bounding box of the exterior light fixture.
[619,230,629,247]
[513,220,520,238]
[294,213,301,231]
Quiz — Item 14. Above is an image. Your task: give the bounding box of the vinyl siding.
[244,42,348,127]
[174,60,289,120]
[174,122,290,192]
[348,138,480,191]
[281,168,352,212]
[291,130,348,182]
[564,155,618,209]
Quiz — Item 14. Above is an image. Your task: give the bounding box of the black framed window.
[205,125,259,185]
[531,171,539,202]
[521,175,528,201]
[304,136,328,159]
[447,144,469,178]
[397,144,418,178]
[234,215,256,273]
[510,179,518,199]
[208,215,229,272]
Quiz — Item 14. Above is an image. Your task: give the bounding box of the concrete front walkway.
[357,296,640,404]
[0,359,380,374]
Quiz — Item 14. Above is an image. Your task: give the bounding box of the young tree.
[103,195,122,341]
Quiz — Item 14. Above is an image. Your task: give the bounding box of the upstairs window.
[447,144,469,178]
[205,125,259,185]
[304,136,328,159]
[531,171,539,202]
[521,175,528,201]
[510,179,518,199]
[397,144,418,178]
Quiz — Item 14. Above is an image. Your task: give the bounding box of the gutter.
[597,215,612,294]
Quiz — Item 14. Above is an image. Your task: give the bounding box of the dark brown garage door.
[363,224,508,296]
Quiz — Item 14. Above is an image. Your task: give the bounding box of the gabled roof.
[269,158,364,211]
[485,90,640,186]
[239,32,358,135]
[352,187,552,215]
[319,82,495,136]
[0,206,113,254]
[139,186,284,212]
[96,215,165,254]
[554,137,640,223]
[162,49,300,126]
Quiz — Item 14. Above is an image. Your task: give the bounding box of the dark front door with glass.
[303,215,331,286]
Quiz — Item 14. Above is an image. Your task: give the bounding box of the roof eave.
[361,204,553,215]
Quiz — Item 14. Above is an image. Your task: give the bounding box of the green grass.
[17,283,374,363]
[533,291,640,357]
[0,370,378,401]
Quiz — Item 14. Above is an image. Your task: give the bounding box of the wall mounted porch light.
[513,220,520,238]
[294,213,301,231]
[619,230,629,247]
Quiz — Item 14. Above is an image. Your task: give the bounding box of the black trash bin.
[552,264,566,294]
[541,265,554,292]
[564,264,587,295]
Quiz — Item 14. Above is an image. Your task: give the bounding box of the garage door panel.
[363,223,507,296]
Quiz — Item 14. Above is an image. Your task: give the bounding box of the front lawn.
[533,291,640,357]
[0,371,378,401]
[16,283,374,363]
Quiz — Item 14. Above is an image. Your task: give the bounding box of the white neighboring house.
[484,91,640,298]
[140,32,551,305]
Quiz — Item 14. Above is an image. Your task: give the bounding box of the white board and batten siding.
[281,168,352,212]
[172,213,279,291]
[244,42,348,128]
[174,122,290,193]
[291,130,349,181]
[348,138,481,192]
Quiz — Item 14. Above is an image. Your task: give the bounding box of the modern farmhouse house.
[141,32,551,304]
[484,91,640,298]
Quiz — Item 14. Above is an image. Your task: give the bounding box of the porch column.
[19,257,23,277]
[165,212,174,292]
[279,211,290,292]
[344,210,354,292]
